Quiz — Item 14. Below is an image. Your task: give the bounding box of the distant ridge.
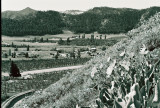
[2,7,37,19]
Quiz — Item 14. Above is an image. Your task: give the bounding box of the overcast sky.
[2,0,160,12]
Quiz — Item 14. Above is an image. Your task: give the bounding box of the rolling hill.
[2,7,37,20]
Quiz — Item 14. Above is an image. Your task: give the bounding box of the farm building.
[16,52,26,58]
[90,47,96,52]
[59,53,69,58]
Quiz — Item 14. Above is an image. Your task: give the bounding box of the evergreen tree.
[9,49,11,56]
[33,37,37,42]
[25,52,29,58]
[66,38,70,45]
[46,38,49,42]
[40,37,44,42]
[91,34,95,42]
[77,50,81,58]
[70,52,75,59]
[83,34,86,39]
[12,52,16,58]
[27,45,30,51]
[14,47,18,51]
[11,42,14,47]
[4,53,8,58]
[58,38,64,45]
[100,35,102,39]
[55,51,59,60]
[10,61,21,77]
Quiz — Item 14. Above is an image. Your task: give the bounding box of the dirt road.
[2,65,83,76]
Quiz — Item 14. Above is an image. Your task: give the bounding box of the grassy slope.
[14,13,160,108]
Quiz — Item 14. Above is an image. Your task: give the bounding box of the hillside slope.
[13,12,160,108]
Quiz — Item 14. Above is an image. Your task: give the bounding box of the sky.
[2,0,160,12]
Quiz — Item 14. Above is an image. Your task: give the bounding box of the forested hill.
[2,6,160,36]
[2,7,37,20]
[2,10,65,36]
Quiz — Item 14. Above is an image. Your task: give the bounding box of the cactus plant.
[96,59,160,108]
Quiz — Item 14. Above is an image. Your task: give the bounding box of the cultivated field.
[2,30,127,61]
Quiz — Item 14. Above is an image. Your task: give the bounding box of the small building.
[90,48,96,53]
[60,53,68,58]
[16,52,26,57]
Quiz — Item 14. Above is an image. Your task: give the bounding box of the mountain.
[66,6,160,34]
[2,7,37,19]
[13,12,160,108]
[86,6,137,15]
[1,6,160,36]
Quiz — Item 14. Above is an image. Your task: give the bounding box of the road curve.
[2,65,84,76]
[1,89,35,108]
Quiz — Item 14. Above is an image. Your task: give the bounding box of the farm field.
[2,30,127,61]
[2,30,127,41]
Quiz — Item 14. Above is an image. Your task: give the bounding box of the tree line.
[58,36,119,46]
